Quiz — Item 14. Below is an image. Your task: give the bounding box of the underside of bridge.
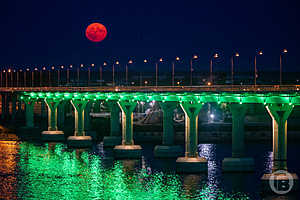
[5,90,298,182]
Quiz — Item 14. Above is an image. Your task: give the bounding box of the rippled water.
[0,140,299,200]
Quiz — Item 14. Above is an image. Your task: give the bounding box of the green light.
[19,92,300,106]
[16,142,250,200]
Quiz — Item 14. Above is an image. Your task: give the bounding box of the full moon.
[85,23,107,42]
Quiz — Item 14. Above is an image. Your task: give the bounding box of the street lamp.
[231,52,239,85]
[280,49,288,85]
[156,58,163,87]
[126,59,133,85]
[254,50,263,87]
[210,53,219,85]
[100,62,107,86]
[172,56,180,86]
[113,61,120,86]
[190,55,198,86]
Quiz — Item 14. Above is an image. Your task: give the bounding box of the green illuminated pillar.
[118,101,137,145]
[44,98,61,131]
[160,101,177,145]
[24,98,36,128]
[11,94,17,123]
[222,103,254,172]
[230,103,247,157]
[154,101,182,158]
[58,101,66,128]
[266,103,293,171]
[71,99,89,136]
[107,101,121,136]
[84,102,91,131]
[180,102,203,157]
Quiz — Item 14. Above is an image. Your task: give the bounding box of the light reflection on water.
[0,141,255,200]
[1,140,299,199]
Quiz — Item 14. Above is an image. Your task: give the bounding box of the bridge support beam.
[154,101,182,158]
[176,102,207,173]
[103,101,121,147]
[58,101,66,129]
[114,101,141,159]
[67,99,92,147]
[261,104,299,193]
[24,98,36,128]
[1,93,8,120]
[41,99,64,141]
[222,104,254,172]
[11,94,17,124]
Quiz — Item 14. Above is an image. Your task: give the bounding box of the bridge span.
[0,85,299,186]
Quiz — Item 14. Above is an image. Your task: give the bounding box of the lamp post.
[126,59,133,85]
[113,61,119,86]
[190,55,198,86]
[280,49,288,85]
[67,65,72,85]
[142,59,148,86]
[254,50,263,87]
[88,63,94,86]
[231,52,239,86]
[78,64,83,86]
[25,68,30,87]
[100,62,107,86]
[156,58,163,87]
[40,67,45,87]
[210,53,219,85]
[172,56,180,86]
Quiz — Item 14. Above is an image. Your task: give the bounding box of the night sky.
[1,0,300,72]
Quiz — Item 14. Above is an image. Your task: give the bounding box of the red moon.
[85,23,107,42]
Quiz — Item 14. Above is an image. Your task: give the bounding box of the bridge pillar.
[154,101,182,158]
[114,100,141,158]
[24,98,36,128]
[222,103,254,172]
[67,99,92,147]
[176,102,207,173]
[1,93,8,120]
[41,98,64,141]
[11,94,17,124]
[103,101,121,147]
[261,104,299,192]
[58,101,66,129]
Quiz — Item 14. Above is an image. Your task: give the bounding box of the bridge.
[0,85,299,187]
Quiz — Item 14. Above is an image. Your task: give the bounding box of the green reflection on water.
[17,142,250,200]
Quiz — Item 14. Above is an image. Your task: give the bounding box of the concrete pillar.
[1,93,7,120]
[84,102,91,131]
[58,101,66,128]
[40,100,47,118]
[71,99,88,136]
[42,98,64,141]
[113,100,142,159]
[154,101,182,158]
[266,103,293,171]
[118,101,136,145]
[24,98,35,128]
[11,94,17,123]
[103,101,121,147]
[176,101,207,173]
[67,99,92,147]
[261,103,298,193]
[44,99,60,131]
[222,103,254,172]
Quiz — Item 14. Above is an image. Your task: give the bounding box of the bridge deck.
[1,85,300,93]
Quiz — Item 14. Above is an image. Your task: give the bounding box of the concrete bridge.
[0,85,299,190]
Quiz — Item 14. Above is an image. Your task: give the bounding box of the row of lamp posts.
[0,49,289,87]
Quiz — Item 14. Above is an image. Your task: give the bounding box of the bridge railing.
[0,85,300,93]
